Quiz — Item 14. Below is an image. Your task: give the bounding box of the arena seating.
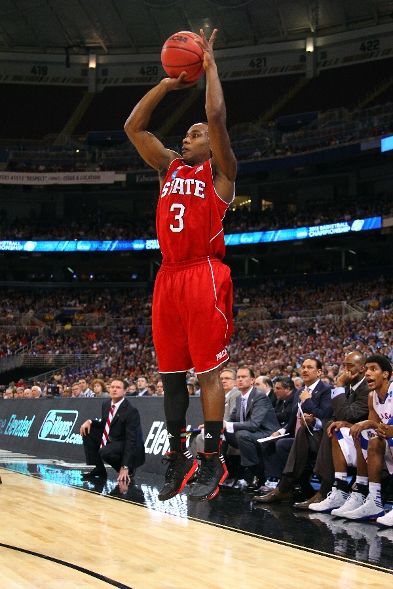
[0,190,390,240]
[0,278,391,390]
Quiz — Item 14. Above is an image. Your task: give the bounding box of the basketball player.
[312,354,392,521]
[124,29,236,501]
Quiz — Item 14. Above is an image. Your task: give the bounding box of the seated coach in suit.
[254,357,332,504]
[80,378,145,482]
[224,366,280,485]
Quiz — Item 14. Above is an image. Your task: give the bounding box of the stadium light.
[88,54,97,69]
[306,37,314,53]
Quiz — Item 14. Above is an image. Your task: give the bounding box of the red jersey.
[156,158,232,264]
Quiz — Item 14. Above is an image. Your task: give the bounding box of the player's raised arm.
[199,29,237,202]
[124,75,192,176]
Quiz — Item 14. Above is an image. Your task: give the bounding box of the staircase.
[259,77,310,123]
[0,353,101,384]
[354,74,393,110]
[54,91,95,145]
[157,86,203,137]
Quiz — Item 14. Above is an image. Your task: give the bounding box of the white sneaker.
[343,494,385,521]
[331,491,365,517]
[309,487,348,512]
[233,479,248,489]
[376,508,393,527]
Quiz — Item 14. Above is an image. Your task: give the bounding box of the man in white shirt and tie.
[80,378,145,483]
[224,367,280,488]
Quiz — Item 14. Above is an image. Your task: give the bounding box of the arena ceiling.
[1,0,393,55]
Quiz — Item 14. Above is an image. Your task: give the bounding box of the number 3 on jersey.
[169,203,185,233]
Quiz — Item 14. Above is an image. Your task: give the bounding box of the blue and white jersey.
[372,382,393,424]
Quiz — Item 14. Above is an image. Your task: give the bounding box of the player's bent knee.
[235,430,253,442]
[198,367,221,386]
[368,436,385,455]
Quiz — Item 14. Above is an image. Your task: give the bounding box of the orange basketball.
[161,31,204,83]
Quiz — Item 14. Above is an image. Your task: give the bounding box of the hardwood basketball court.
[1,457,392,588]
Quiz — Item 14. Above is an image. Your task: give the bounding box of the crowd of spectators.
[4,101,392,174]
[0,191,391,242]
[0,275,391,396]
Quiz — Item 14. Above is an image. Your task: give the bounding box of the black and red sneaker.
[158,450,198,501]
[188,452,228,501]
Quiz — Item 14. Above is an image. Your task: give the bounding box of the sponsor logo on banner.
[2,414,35,437]
[38,410,83,445]
[145,421,170,455]
[0,417,7,434]
[144,420,194,455]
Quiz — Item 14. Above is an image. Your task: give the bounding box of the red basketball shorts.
[152,257,233,374]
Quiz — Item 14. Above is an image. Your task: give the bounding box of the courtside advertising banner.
[0,398,203,474]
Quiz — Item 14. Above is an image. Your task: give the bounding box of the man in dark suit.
[128,376,150,396]
[257,376,297,489]
[254,357,332,504]
[224,366,280,486]
[306,351,369,511]
[80,378,145,482]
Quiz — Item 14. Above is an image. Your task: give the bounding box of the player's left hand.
[197,28,218,70]
[161,72,197,91]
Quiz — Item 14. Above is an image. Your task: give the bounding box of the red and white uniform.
[152,158,234,373]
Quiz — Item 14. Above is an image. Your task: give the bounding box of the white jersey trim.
[208,159,235,205]
[159,368,194,374]
[195,356,229,375]
[207,256,229,339]
[210,228,224,243]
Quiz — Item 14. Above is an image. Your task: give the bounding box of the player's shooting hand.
[198,28,218,70]
[161,72,197,91]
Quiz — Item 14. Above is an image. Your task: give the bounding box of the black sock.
[203,421,223,453]
[166,421,186,453]
[335,478,350,493]
[353,482,368,496]
[161,373,189,453]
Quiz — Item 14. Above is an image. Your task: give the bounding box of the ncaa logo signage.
[38,410,82,444]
